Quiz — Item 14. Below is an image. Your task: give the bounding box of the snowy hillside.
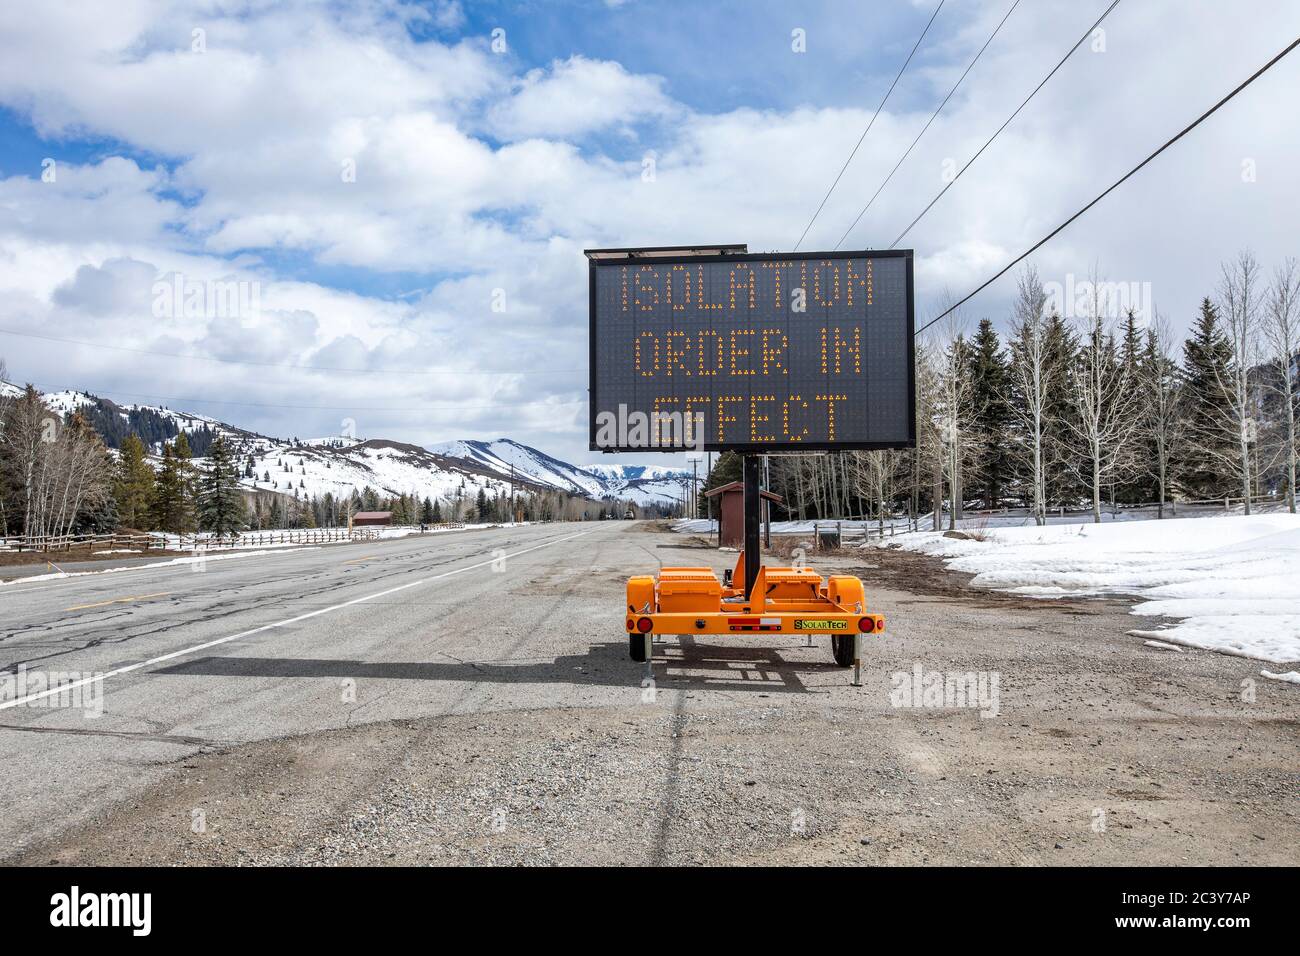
[582,463,693,482]
[430,439,609,498]
[426,439,692,506]
[232,438,520,505]
[4,380,690,508]
[583,461,694,507]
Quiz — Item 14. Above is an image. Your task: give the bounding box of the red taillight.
[626,618,635,631]
[858,616,876,633]
[636,617,653,633]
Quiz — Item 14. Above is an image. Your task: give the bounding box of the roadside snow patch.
[884,515,1300,664]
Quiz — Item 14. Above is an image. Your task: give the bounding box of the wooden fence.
[799,492,1296,549]
[2,523,458,554]
[0,532,167,554]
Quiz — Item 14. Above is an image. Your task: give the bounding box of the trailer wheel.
[831,634,854,668]
[629,633,648,663]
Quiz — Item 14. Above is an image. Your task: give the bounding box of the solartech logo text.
[50,887,151,936]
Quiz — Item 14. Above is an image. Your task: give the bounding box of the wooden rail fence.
[1,522,468,554]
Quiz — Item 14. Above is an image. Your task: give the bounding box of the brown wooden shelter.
[703,482,782,549]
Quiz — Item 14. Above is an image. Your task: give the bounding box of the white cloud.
[0,0,1297,465]
[428,1,466,31]
[488,55,677,140]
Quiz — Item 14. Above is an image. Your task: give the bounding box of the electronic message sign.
[588,248,914,453]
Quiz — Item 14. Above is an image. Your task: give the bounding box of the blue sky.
[0,0,1297,466]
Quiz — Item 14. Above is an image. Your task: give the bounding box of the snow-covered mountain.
[424,439,693,506]
[582,463,696,482]
[2,382,692,508]
[429,439,609,498]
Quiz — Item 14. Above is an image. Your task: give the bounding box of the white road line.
[0,530,591,711]
[0,546,322,595]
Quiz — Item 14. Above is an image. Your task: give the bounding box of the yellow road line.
[343,554,379,564]
[65,591,171,612]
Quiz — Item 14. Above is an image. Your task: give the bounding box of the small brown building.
[703,482,782,549]
[351,511,392,527]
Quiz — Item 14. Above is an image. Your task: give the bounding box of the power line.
[792,0,946,252]
[0,327,584,376]
[890,0,1122,250]
[914,34,1300,339]
[833,0,1021,251]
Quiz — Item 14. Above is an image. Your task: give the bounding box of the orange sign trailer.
[587,244,907,684]
[623,453,883,684]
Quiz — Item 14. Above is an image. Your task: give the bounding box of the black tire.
[831,634,855,668]
[629,632,648,662]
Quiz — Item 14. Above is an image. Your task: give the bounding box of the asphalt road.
[0,523,627,853]
[1,521,1296,865]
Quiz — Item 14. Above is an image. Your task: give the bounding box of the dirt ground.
[14,532,1299,867]
[0,546,178,568]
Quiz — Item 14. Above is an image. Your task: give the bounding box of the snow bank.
[882,515,1300,665]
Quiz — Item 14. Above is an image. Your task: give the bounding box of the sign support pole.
[743,453,761,599]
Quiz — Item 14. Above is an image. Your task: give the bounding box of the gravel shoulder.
[13,528,1298,866]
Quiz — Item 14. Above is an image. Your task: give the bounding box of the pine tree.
[172,432,198,512]
[703,451,743,492]
[420,496,435,524]
[1116,308,1154,502]
[113,433,156,528]
[151,442,195,533]
[431,498,442,522]
[73,492,119,534]
[1178,297,1237,498]
[197,436,246,535]
[966,318,1013,508]
[1042,311,1083,508]
[476,487,489,521]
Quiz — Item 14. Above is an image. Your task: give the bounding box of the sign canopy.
[587,246,915,453]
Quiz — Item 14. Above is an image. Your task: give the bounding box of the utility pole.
[691,458,699,518]
[763,454,772,548]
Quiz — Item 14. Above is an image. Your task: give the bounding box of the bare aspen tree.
[928,308,974,530]
[1067,271,1134,523]
[857,449,903,538]
[1143,310,1182,518]
[1006,266,1051,526]
[6,387,47,535]
[1216,251,1262,514]
[914,339,945,530]
[1264,257,1299,513]
[0,388,113,539]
